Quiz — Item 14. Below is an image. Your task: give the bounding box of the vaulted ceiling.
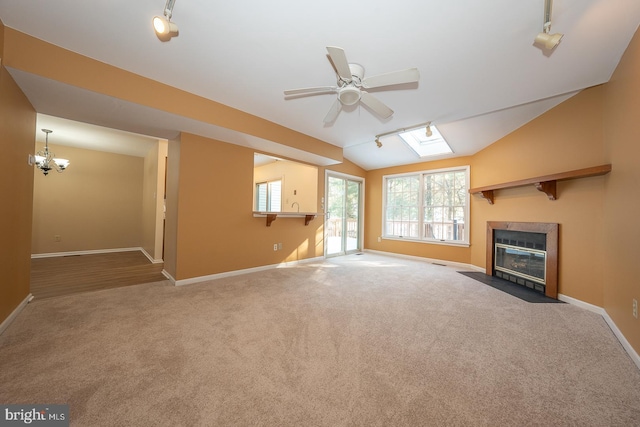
[1,1,638,169]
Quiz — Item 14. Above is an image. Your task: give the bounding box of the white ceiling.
[1,0,639,170]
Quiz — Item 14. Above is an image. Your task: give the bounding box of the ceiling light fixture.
[153,0,179,40]
[34,129,70,176]
[534,0,563,50]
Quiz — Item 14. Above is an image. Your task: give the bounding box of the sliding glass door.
[326,173,363,257]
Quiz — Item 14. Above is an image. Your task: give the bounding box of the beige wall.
[32,144,145,254]
[254,160,318,213]
[602,28,640,353]
[0,34,36,323]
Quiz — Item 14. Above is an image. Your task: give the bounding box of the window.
[383,166,469,245]
[398,125,452,158]
[256,179,282,212]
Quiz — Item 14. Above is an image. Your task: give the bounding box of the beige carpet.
[1,253,639,426]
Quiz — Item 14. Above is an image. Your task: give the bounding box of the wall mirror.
[253,153,318,213]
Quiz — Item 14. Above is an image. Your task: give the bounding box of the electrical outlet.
[377,236,381,242]
[273,244,278,251]
[54,235,62,242]
[278,243,282,250]
[633,299,638,319]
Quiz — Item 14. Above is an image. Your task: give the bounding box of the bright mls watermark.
[0,405,68,426]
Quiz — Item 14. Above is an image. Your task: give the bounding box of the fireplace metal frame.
[486,221,559,299]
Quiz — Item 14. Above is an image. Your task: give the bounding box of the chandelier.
[35,129,70,175]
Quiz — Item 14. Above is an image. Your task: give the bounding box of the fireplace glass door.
[494,244,546,285]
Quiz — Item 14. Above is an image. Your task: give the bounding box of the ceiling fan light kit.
[338,86,361,106]
[284,46,419,123]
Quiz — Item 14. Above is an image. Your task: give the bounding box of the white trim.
[557,293,606,315]
[0,293,32,336]
[603,312,640,371]
[364,249,480,271]
[559,293,640,371]
[381,236,471,248]
[381,165,470,246]
[31,247,143,259]
[140,248,163,264]
[162,270,176,284]
[173,256,325,287]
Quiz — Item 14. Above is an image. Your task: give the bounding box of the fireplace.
[486,222,558,299]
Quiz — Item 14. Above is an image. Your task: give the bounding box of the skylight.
[399,125,452,158]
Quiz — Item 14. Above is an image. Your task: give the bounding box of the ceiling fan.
[284,46,420,123]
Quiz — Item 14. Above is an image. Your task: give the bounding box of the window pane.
[256,183,267,211]
[268,180,281,212]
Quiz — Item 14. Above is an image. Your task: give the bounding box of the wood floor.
[30,251,167,299]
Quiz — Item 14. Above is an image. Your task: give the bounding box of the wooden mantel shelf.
[470,164,612,204]
[253,212,322,227]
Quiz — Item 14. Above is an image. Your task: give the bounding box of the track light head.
[153,0,179,40]
[375,137,382,148]
[153,15,179,38]
[535,31,563,50]
[426,123,433,138]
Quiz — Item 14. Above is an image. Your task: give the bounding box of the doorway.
[325,172,364,257]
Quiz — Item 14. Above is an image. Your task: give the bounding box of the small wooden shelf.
[253,212,321,227]
[470,164,611,204]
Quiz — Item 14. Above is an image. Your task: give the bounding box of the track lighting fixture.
[153,0,179,40]
[373,121,451,158]
[534,0,563,50]
[535,31,563,50]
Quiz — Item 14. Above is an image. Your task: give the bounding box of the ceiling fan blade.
[326,46,352,81]
[323,99,342,123]
[360,91,393,119]
[284,86,337,96]
[362,68,420,89]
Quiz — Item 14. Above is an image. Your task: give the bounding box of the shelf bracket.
[266,214,277,227]
[480,190,495,205]
[304,214,316,226]
[534,180,557,200]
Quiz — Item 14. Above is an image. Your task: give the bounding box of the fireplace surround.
[486,221,559,299]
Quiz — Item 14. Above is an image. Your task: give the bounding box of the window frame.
[381,165,470,247]
[255,179,282,212]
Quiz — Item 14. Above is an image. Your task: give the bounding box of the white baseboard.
[31,247,164,263]
[31,247,143,259]
[174,256,325,287]
[558,293,640,371]
[162,270,176,284]
[363,249,484,272]
[557,293,606,315]
[0,293,32,336]
[140,248,163,264]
